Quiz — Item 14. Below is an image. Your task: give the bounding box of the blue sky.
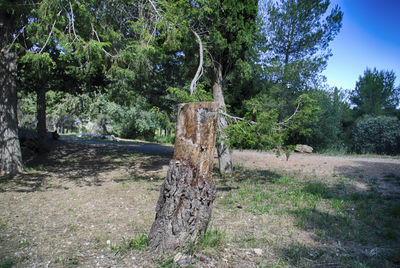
[322,0,400,90]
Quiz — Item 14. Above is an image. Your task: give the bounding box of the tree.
[0,1,26,175]
[164,0,259,173]
[205,0,259,173]
[350,68,400,117]
[288,87,351,152]
[260,0,343,120]
[15,0,164,146]
[225,93,320,157]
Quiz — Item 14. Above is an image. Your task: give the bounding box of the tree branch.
[39,15,59,54]
[277,97,302,127]
[189,30,204,95]
[69,1,77,43]
[220,96,302,131]
[91,24,116,59]
[219,110,256,126]
[147,0,160,16]
[10,25,26,47]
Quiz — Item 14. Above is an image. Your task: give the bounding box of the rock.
[173,252,183,263]
[253,248,264,256]
[173,252,194,267]
[295,144,313,153]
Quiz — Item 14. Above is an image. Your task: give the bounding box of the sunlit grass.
[216,167,400,267]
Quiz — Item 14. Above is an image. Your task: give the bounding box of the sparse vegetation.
[0,259,14,268]
[217,167,400,267]
[110,233,148,254]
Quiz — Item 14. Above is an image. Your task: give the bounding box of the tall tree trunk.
[0,10,23,175]
[148,102,219,254]
[36,87,47,149]
[212,64,233,174]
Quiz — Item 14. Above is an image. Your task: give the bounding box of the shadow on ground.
[333,160,400,194]
[0,139,173,192]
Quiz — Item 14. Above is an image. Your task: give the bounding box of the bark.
[0,11,23,175]
[212,64,233,174]
[36,87,47,150]
[148,102,219,254]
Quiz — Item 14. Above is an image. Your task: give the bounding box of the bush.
[104,102,158,140]
[352,116,400,155]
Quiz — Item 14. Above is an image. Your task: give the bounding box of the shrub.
[104,102,158,140]
[352,116,400,155]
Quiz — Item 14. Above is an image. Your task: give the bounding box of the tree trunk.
[0,10,23,175]
[212,64,233,174]
[36,87,47,150]
[148,102,219,254]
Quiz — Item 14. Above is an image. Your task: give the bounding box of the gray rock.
[295,144,313,153]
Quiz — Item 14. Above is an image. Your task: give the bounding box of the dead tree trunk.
[148,102,219,254]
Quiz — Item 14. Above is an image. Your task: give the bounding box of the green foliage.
[18,90,161,140]
[260,0,342,111]
[164,0,260,102]
[186,225,226,255]
[0,259,14,268]
[110,233,148,254]
[289,88,351,152]
[103,101,158,139]
[166,86,213,103]
[197,226,225,251]
[19,52,56,92]
[225,93,319,152]
[350,68,400,117]
[352,116,400,155]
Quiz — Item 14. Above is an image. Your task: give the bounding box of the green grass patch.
[197,226,225,251]
[0,259,14,268]
[110,232,148,254]
[215,167,400,267]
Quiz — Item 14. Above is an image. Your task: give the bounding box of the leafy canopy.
[350,68,400,117]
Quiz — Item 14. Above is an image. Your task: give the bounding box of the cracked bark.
[0,10,23,175]
[148,102,219,254]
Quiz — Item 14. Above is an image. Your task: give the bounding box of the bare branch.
[147,0,160,16]
[91,24,117,59]
[220,97,302,132]
[277,97,302,127]
[219,110,256,126]
[39,18,57,54]
[69,1,77,43]
[189,30,204,95]
[10,25,26,47]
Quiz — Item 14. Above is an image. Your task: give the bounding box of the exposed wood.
[148,102,219,254]
[189,30,204,95]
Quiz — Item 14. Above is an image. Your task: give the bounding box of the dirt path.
[233,150,400,194]
[67,138,400,180]
[63,138,400,194]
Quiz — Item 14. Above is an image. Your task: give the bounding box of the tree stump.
[148,102,219,254]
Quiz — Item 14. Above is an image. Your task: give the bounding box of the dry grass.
[1,138,399,267]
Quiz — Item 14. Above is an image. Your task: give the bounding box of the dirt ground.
[233,150,400,195]
[1,139,399,267]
